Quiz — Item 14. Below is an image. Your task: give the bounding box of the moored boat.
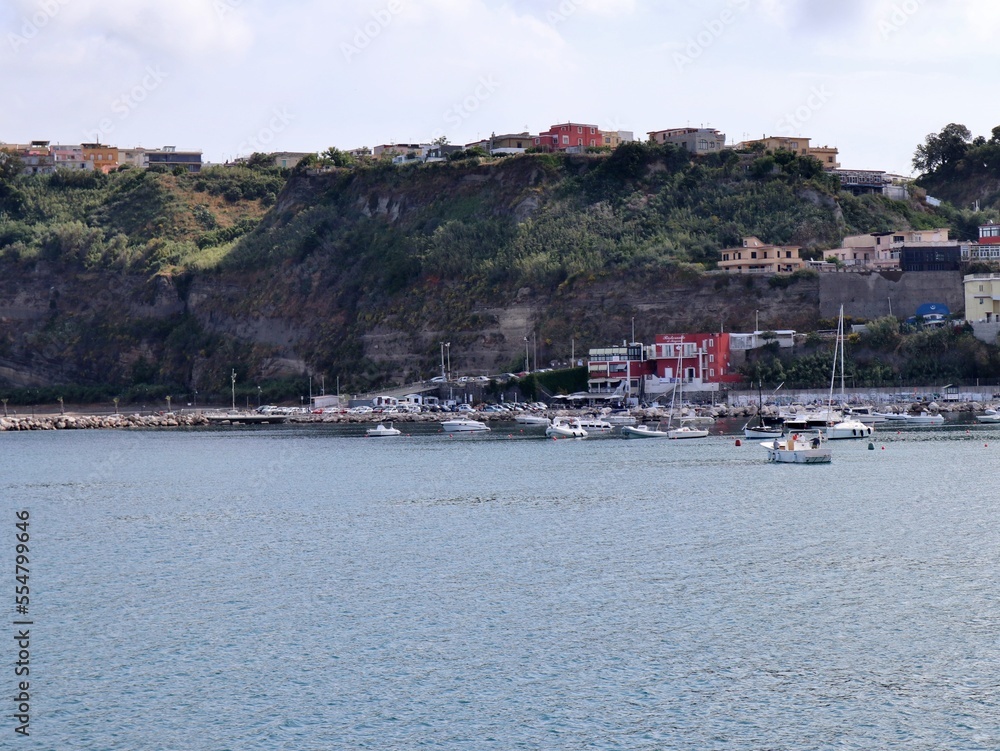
[441,418,491,433]
[545,417,588,438]
[366,422,402,437]
[621,422,671,439]
[762,432,832,464]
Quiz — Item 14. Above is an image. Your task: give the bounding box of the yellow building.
[81,143,119,173]
[718,236,805,274]
[964,273,1000,323]
[736,135,839,169]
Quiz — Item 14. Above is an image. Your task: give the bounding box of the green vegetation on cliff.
[0,142,992,398]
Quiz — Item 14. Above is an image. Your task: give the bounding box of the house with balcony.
[961,222,1000,264]
[647,127,726,155]
[827,228,952,270]
[51,145,94,171]
[465,132,534,155]
[145,146,202,173]
[586,343,650,399]
[718,237,805,274]
[599,130,635,149]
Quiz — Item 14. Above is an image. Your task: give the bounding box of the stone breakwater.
[0,401,990,432]
[0,413,210,431]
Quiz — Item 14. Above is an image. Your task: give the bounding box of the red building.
[535,122,601,152]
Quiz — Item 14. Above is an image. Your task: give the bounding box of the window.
[751,251,757,259]
[562,135,569,145]
[708,339,714,347]
[786,250,792,258]
[710,369,715,377]
[709,354,715,363]
[577,127,583,133]
[589,128,595,134]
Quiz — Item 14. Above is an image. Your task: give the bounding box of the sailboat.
[665,350,708,439]
[743,381,784,439]
[822,305,874,440]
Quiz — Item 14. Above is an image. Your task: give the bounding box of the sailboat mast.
[839,306,846,405]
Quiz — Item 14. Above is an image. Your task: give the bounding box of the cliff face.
[0,149,959,396]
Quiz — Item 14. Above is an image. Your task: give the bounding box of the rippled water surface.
[5,421,1000,749]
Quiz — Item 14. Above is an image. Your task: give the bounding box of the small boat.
[621,423,671,439]
[842,406,886,425]
[976,409,1000,424]
[603,410,637,426]
[822,416,874,440]
[366,422,401,437]
[901,411,944,425]
[514,413,550,426]
[573,416,614,433]
[441,418,491,433]
[744,381,783,439]
[546,417,588,439]
[762,432,832,464]
[667,420,709,439]
[872,410,908,421]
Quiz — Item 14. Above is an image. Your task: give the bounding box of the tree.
[0,150,22,184]
[320,148,355,168]
[432,135,449,146]
[913,123,971,173]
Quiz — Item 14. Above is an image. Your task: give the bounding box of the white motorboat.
[603,410,637,426]
[667,420,709,439]
[574,416,614,433]
[441,418,491,433]
[514,413,550,426]
[872,410,908,421]
[901,411,944,425]
[621,423,671,439]
[976,409,1000,424]
[545,417,588,438]
[366,422,402,437]
[762,432,832,464]
[842,406,887,425]
[823,417,874,440]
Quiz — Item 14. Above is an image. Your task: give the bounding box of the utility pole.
[446,342,451,381]
[631,317,635,343]
[231,369,236,411]
[524,336,530,372]
[440,341,447,380]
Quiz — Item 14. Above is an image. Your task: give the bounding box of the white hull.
[976,411,1000,423]
[761,437,832,464]
[822,419,874,440]
[441,419,491,432]
[902,413,944,425]
[366,422,402,437]
[667,426,709,439]
[621,424,670,439]
[744,423,783,439]
[546,418,588,438]
[574,418,613,433]
[514,414,550,426]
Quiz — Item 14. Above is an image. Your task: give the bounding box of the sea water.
[3,421,1000,749]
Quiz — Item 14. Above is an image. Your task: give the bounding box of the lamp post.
[445,342,451,382]
[231,369,237,411]
[440,341,447,380]
[257,386,262,408]
[524,336,530,372]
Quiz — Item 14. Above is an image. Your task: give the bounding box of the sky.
[1,0,997,175]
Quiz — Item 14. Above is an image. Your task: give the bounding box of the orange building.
[81,143,119,173]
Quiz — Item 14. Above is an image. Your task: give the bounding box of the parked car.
[430,376,447,383]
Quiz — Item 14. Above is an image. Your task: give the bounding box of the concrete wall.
[819,270,963,320]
